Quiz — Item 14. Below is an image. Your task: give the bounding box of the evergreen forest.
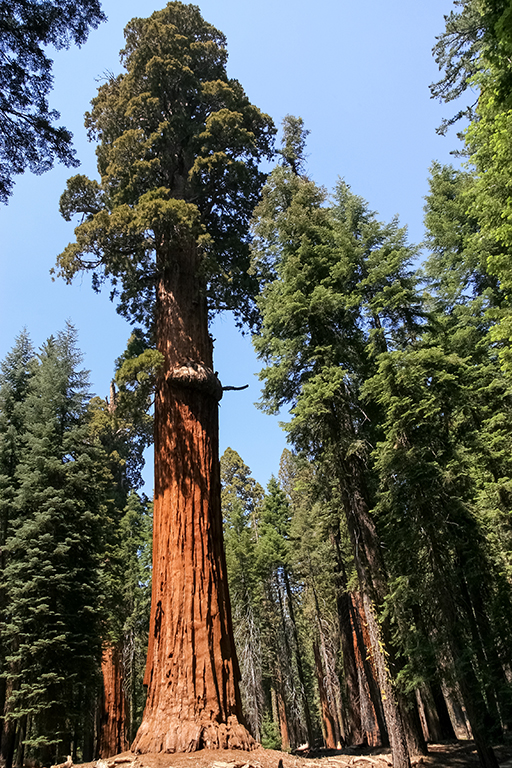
[2,2,512,768]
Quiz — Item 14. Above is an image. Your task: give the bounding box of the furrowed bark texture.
[337,452,413,768]
[98,643,129,758]
[313,641,341,749]
[132,244,253,753]
[350,592,387,747]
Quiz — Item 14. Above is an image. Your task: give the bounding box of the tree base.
[131,715,256,754]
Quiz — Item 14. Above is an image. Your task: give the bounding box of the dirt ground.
[83,740,512,768]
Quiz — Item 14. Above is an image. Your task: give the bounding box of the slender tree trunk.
[313,641,340,749]
[275,682,290,751]
[331,531,378,746]
[311,577,345,746]
[282,569,313,745]
[459,570,512,733]
[273,573,304,748]
[1,679,16,768]
[132,242,252,753]
[427,541,499,768]
[350,592,388,747]
[98,643,129,757]
[416,682,455,743]
[14,716,26,768]
[431,681,456,741]
[82,697,96,763]
[337,452,413,768]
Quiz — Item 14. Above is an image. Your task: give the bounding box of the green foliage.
[422,161,499,306]
[252,123,422,466]
[278,115,310,176]
[260,711,282,750]
[0,329,35,534]
[0,324,154,759]
[221,447,264,740]
[0,0,105,201]
[430,0,512,131]
[1,324,107,762]
[56,1,275,330]
[112,491,152,739]
[431,0,512,375]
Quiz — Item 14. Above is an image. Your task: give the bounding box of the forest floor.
[90,740,512,768]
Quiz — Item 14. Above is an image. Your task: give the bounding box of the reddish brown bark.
[98,643,129,758]
[275,684,290,751]
[313,641,340,749]
[132,243,253,753]
[349,592,386,748]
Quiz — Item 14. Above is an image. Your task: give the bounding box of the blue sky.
[0,0,467,490]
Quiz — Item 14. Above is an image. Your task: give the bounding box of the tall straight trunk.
[337,451,414,768]
[313,641,341,749]
[311,578,345,746]
[132,242,252,753]
[98,643,129,757]
[13,716,26,768]
[1,678,16,768]
[350,592,388,746]
[459,569,512,733]
[416,682,455,743]
[282,569,313,745]
[430,681,456,741]
[273,572,305,748]
[427,539,499,768]
[331,531,380,746]
[275,682,290,751]
[441,682,472,739]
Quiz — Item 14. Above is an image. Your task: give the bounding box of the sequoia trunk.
[98,643,129,758]
[132,243,253,753]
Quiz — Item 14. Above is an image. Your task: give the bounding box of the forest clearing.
[2,2,512,768]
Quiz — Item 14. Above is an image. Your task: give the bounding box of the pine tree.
[357,166,512,768]
[0,330,35,765]
[1,324,107,766]
[252,118,426,768]
[220,448,264,741]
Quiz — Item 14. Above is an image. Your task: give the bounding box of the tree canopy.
[0,0,105,202]
[56,1,275,331]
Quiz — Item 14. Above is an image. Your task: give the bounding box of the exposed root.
[132,715,255,754]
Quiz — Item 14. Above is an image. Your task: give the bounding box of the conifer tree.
[56,2,275,752]
[252,118,427,768]
[357,165,512,768]
[430,0,512,369]
[1,325,106,766]
[0,330,35,764]
[257,477,315,749]
[220,448,264,741]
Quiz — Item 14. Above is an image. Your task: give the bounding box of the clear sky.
[0,0,466,491]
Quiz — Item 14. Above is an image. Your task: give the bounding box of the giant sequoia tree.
[56,2,274,753]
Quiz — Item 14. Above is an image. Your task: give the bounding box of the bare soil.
[84,740,512,768]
